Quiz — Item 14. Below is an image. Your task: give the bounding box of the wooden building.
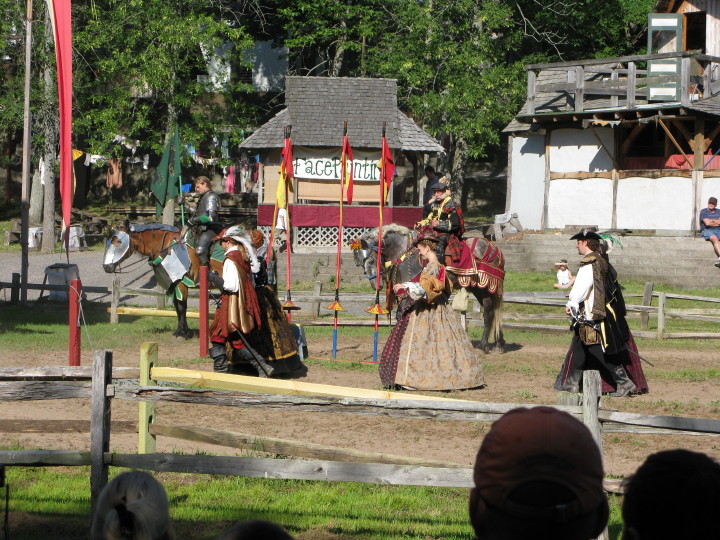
[240,76,443,250]
[504,1,720,234]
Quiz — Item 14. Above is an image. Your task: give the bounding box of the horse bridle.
[355,243,383,281]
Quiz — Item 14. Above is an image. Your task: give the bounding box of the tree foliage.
[72,0,258,158]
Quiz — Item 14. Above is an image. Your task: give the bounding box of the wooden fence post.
[583,367,607,540]
[110,277,120,324]
[311,281,323,319]
[582,370,603,458]
[138,342,157,454]
[90,350,113,515]
[657,292,666,340]
[10,273,19,303]
[640,282,653,330]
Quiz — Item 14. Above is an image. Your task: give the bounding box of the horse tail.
[491,293,503,342]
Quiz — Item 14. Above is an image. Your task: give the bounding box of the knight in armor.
[556,229,637,397]
[417,179,469,267]
[188,176,222,266]
[207,226,275,377]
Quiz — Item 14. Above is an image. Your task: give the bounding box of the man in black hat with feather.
[557,228,636,397]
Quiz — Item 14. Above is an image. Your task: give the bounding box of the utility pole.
[20,0,33,302]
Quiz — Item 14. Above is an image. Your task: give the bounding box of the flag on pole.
[380,136,395,204]
[47,0,73,242]
[150,125,182,217]
[341,134,354,205]
[276,135,295,208]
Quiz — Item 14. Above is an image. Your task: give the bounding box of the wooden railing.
[523,50,720,115]
[1,344,720,514]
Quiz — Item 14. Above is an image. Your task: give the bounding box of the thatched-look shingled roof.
[240,76,444,152]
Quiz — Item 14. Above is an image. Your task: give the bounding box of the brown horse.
[352,224,505,353]
[102,222,225,339]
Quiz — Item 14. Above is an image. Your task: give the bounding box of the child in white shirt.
[553,259,575,289]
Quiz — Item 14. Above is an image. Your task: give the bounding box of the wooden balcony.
[520,51,720,120]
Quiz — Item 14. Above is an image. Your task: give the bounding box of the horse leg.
[471,289,492,354]
[172,285,191,339]
[492,294,505,353]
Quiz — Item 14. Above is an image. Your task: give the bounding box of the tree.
[71,0,260,222]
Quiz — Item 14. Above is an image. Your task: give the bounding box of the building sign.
[292,146,382,182]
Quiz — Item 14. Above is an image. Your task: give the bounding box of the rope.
[69,283,95,351]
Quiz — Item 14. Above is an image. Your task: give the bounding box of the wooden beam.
[149,424,466,468]
[658,119,693,168]
[591,130,618,170]
[110,452,476,488]
[150,367,468,402]
[113,386,582,423]
[669,119,693,150]
[549,171,614,180]
[0,366,137,380]
[107,307,199,319]
[598,410,720,435]
[621,123,646,159]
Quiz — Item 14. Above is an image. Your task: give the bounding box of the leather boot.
[209,344,228,373]
[609,364,637,397]
[236,345,275,378]
[562,371,583,393]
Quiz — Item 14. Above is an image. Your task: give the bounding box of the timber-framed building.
[504,1,720,234]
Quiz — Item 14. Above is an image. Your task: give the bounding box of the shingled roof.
[240,76,443,152]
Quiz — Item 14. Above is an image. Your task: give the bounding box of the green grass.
[4,464,626,540]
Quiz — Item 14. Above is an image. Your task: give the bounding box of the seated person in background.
[469,406,608,540]
[554,259,575,289]
[699,196,720,268]
[90,470,175,540]
[216,519,295,540]
[621,449,720,540]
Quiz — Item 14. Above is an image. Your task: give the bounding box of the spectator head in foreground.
[470,406,608,540]
[216,519,295,540]
[91,470,175,540]
[622,449,720,539]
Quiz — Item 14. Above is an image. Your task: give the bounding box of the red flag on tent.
[380,137,394,204]
[341,134,354,205]
[48,0,73,241]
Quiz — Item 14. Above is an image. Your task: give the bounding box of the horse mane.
[360,224,411,246]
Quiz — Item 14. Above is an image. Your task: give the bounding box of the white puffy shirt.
[222,246,240,293]
[566,263,595,319]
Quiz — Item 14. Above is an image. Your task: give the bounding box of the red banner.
[257,204,422,228]
[380,137,395,203]
[49,0,73,238]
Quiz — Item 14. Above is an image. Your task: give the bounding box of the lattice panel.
[295,226,373,248]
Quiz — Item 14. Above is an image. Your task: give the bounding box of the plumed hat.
[569,228,601,241]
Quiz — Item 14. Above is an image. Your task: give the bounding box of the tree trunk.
[449,136,468,204]
[41,5,58,253]
[161,104,178,226]
[29,166,42,224]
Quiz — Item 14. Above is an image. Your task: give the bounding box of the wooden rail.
[1,344,720,514]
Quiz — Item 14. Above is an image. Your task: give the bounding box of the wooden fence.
[2,344,720,517]
[3,275,720,338]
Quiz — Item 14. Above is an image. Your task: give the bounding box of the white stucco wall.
[549,128,614,172]
[547,179,614,229]
[616,177,693,229]
[507,134,545,230]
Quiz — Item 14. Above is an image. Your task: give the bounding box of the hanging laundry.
[106,158,123,189]
[224,165,236,193]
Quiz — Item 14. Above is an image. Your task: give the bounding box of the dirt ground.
[2,333,719,479]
